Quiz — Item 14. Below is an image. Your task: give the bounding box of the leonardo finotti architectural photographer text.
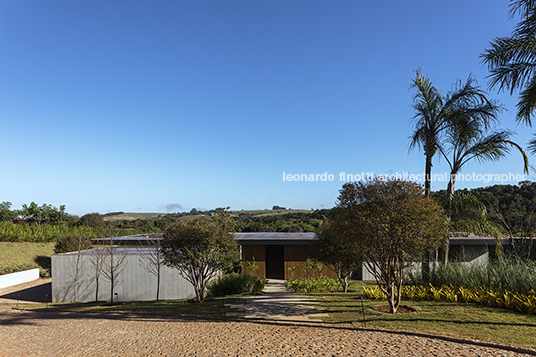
[282,172,526,184]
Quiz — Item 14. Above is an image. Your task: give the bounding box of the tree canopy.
[161,218,239,302]
[336,179,448,313]
[312,217,363,293]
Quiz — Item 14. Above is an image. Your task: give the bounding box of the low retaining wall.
[0,268,40,289]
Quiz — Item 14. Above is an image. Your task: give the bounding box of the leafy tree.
[154,216,177,230]
[78,213,107,228]
[409,70,500,197]
[336,178,448,313]
[0,201,16,222]
[54,234,92,254]
[17,202,69,225]
[161,218,239,302]
[211,206,240,232]
[312,218,363,292]
[481,0,536,124]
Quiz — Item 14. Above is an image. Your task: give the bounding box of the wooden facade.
[238,233,337,280]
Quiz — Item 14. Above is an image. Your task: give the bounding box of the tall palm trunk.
[424,155,433,198]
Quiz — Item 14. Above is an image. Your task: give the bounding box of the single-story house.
[51,247,195,303]
[52,232,505,302]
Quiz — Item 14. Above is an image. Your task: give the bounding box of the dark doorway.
[265,245,285,279]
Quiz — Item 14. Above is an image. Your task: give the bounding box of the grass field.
[0,242,55,276]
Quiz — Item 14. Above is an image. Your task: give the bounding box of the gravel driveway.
[1,279,535,356]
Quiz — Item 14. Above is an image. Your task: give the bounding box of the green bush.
[208,273,267,296]
[54,234,92,253]
[0,221,156,242]
[285,276,341,293]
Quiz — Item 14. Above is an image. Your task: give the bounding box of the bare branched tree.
[101,234,126,304]
[60,235,88,302]
[138,236,166,300]
[89,239,107,302]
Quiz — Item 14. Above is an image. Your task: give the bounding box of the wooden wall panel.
[283,245,338,280]
[242,245,266,278]
[241,244,338,280]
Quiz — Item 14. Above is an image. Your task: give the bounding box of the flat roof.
[60,247,156,255]
[449,236,508,246]
[87,233,511,248]
[234,232,315,245]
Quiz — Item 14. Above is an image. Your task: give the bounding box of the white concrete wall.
[0,268,40,289]
[52,251,196,303]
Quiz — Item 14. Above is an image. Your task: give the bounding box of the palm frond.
[517,76,536,124]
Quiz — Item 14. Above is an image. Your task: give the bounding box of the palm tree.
[440,116,529,200]
[409,70,502,197]
[481,0,536,125]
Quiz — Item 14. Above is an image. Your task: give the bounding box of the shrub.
[363,284,536,315]
[208,273,267,296]
[405,255,536,296]
[54,234,92,253]
[285,276,341,293]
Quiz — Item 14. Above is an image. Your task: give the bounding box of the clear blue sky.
[0,0,533,216]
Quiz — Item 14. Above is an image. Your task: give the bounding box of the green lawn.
[0,242,55,276]
[306,281,536,349]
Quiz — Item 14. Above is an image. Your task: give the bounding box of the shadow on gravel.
[0,283,51,303]
[1,308,536,356]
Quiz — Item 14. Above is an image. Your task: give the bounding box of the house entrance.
[265,245,284,279]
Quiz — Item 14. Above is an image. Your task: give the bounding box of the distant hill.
[102,209,314,222]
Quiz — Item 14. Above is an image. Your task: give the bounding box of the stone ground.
[0,279,535,356]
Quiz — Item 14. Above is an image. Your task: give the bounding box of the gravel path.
[0,280,535,356]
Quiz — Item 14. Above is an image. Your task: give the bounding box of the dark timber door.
[265,245,285,279]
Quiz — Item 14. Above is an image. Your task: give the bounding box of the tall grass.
[405,255,536,295]
[0,222,152,242]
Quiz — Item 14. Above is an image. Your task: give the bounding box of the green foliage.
[285,276,341,293]
[207,273,267,296]
[17,202,70,225]
[154,216,177,230]
[335,178,448,312]
[0,263,42,276]
[481,0,536,124]
[78,213,108,228]
[0,201,16,222]
[312,219,363,292]
[364,284,536,315]
[409,70,498,197]
[244,257,259,274]
[54,234,92,253]
[162,218,240,302]
[397,254,536,315]
[406,255,536,296]
[115,218,159,232]
[0,221,151,242]
[288,258,323,279]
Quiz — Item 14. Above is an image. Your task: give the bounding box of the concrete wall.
[0,268,39,289]
[52,250,196,303]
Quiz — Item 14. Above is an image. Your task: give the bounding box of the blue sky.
[0,0,534,216]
